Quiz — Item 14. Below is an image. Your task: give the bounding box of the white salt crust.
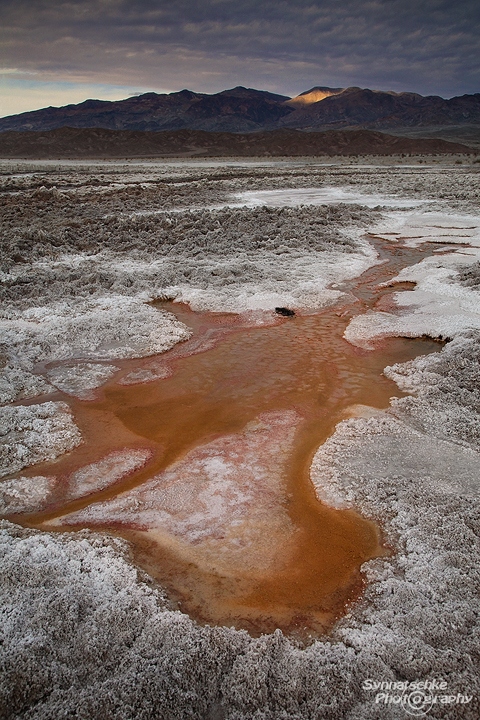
[345,210,480,349]
[0,296,191,366]
[1,161,480,718]
[46,362,119,400]
[344,250,480,348]
[0,448,153,516]
[66,449,153,501]
[2,337,479,718]
[0,367,53,405]
[369,210,480,248]
[228,186,428,210]
[0,476,55,514]
[0,402,82,478]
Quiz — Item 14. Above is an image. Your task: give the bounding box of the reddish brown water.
[19,240,444,638]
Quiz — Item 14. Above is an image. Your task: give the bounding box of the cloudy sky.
[1,0,479,117]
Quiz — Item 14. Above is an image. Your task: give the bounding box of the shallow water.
[17,238,445,638]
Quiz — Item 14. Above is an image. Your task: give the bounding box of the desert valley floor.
[1,156,480,719]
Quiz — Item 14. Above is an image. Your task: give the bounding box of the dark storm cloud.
[1,0,479,97]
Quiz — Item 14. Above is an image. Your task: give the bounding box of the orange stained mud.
[19,240,445,639]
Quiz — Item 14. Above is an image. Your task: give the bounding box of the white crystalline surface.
[0,476,55,514]
[0,296,190,420]
[55,411,300,572]
[312,414,480,508]
[167,236,376,313]
[119,364,173,385]
[345,211,480,348]
[1,160,480,719]
[370,210,480,247]
[0,449,152,515]
[345,250,480,347]
[228,186,427,209]
[46,362,119,399]
[66,449,153,500]
[0,296,191,366]
[385,334,480,450]
[0,367,53,404]
[0,402,82,478]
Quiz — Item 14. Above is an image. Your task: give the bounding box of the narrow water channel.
[18,238,444,638]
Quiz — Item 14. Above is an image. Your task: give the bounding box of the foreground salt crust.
[0,402,81,478]
[345,253,480,348]
[385,333,480,450]
[168,233,376,313]
[0,366,53,404]
[0,296,190,366]
[1,161,480,718]
[66,448,153,500]
[0,296,191,403]
[0,476,55,514]
[46,362,119,400]
[369,210,480,248]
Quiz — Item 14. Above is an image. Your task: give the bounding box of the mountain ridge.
[0,86,294,134]
[1,85,479,141]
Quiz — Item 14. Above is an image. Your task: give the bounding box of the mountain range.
[1,86,480,140]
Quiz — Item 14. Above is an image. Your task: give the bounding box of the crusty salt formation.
[0,402,82,478]
[1,158,480,718]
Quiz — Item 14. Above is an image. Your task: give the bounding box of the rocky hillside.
[280,87,480,130]
[0,127,473,158]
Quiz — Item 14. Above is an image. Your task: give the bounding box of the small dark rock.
[275,307,295,317]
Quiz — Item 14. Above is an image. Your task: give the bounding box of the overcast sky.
[1,0,479,117]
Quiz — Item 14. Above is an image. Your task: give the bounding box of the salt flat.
[1,157,479,719]
[229,186,428,208]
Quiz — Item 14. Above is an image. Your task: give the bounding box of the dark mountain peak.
[172,89,200,99]
[218,86,250,94]
[131,92,161,100]
[77,98,111,109]
[334,87,422,99]
[455,92,480,100]
[279,85,480,131]
[218,86,291,102]
[354,87,425,100]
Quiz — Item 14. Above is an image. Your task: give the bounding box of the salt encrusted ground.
[0,449,153,516]
[345,210,480,348]
[0,402,82,478]
[1,158,479,719]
